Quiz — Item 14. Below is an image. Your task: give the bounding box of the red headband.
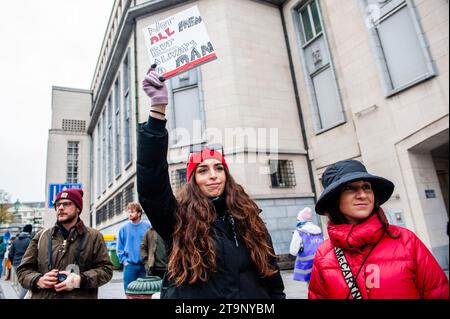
[186,149,229,182]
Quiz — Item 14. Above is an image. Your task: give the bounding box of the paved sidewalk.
[281,269,308,299]
[0,269,307,299]
[98,269,127,299]
[0,277,20,299]
[97,269,306,299]
[4,269,447,299]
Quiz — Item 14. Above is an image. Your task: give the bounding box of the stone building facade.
[46,0,448,266]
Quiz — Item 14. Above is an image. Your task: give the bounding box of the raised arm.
[137,64,177,241]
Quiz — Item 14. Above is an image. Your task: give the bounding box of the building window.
[168,69,202,146]
[115,192,123,216]
[62,119,86,131]
[96,205,107,226]
[96,124,101,198]
[102,206,106,224]
[66,141,79,183]
[108,199,114,219]
[102,110,107,192]
[296,0,345,132]
[171,168,187,194]
[311,67,344,129]
[123,53,132,166]
[361,0,435,95]
[269,160,296,188]
[95,209,100,225]
[107,96,113,185]
[299,0,322,44]
[114,77,122,177]
[124,183,134,207]
[90,134,94,205]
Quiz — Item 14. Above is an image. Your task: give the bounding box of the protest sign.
[142,5,217,79]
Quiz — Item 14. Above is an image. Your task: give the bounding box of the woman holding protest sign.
[308,159,449,299]
[136,65,285,299]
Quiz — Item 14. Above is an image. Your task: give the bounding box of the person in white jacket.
[289,207,323,285]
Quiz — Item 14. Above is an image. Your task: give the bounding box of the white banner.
[143,5,217,79]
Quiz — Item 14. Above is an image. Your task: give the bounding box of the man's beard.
[60,214,77,225]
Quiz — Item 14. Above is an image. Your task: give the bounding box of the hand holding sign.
[143,64,168,107]
[143,5,217,79]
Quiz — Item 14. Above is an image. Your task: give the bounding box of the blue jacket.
[117,221,151,265]
[291,223,323,282]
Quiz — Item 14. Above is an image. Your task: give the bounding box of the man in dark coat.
[9,224,32,298]
[140,228,168,279]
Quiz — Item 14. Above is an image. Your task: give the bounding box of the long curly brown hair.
[168,168,278,287]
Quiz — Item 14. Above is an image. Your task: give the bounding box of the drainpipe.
[133,10,140,169]
[279,6,320,226]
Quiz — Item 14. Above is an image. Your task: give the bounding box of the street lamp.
[13,199,21,226]
[14,199,20,214]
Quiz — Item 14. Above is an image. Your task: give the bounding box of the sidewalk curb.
[0,279,19,299]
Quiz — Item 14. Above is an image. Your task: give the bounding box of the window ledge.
[169,139,206,150]
[270,185,296,189]
[314,120,346,136]
[124,161,133,171]
[172,84,198,93]
[385,73,436,98]
[302,32,323,49]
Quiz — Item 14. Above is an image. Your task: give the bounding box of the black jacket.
[137,116,286,299]
[9,232,32,267]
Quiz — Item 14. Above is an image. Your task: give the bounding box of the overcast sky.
[0,0,114,203]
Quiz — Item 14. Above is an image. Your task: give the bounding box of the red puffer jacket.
[308,210,449,299]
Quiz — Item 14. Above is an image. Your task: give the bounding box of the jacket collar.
[209,195,227,216]
[17,232,32,239]
[327,209,387,250]
[52,218,86,237]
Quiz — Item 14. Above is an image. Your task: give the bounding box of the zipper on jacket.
[62,239,67,253]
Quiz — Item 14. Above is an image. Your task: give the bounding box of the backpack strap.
[47,230,53,271]
[36,228,49,249]
[74,231,87,266]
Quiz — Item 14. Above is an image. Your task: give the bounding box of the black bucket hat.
[315,159,394,215]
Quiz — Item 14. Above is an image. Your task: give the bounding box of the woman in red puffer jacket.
[308,160,449,299]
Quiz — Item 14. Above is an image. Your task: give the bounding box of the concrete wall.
[51,87,92,129]
[257,196,316,254]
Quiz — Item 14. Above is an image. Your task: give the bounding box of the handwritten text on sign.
[143,6,217,79]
